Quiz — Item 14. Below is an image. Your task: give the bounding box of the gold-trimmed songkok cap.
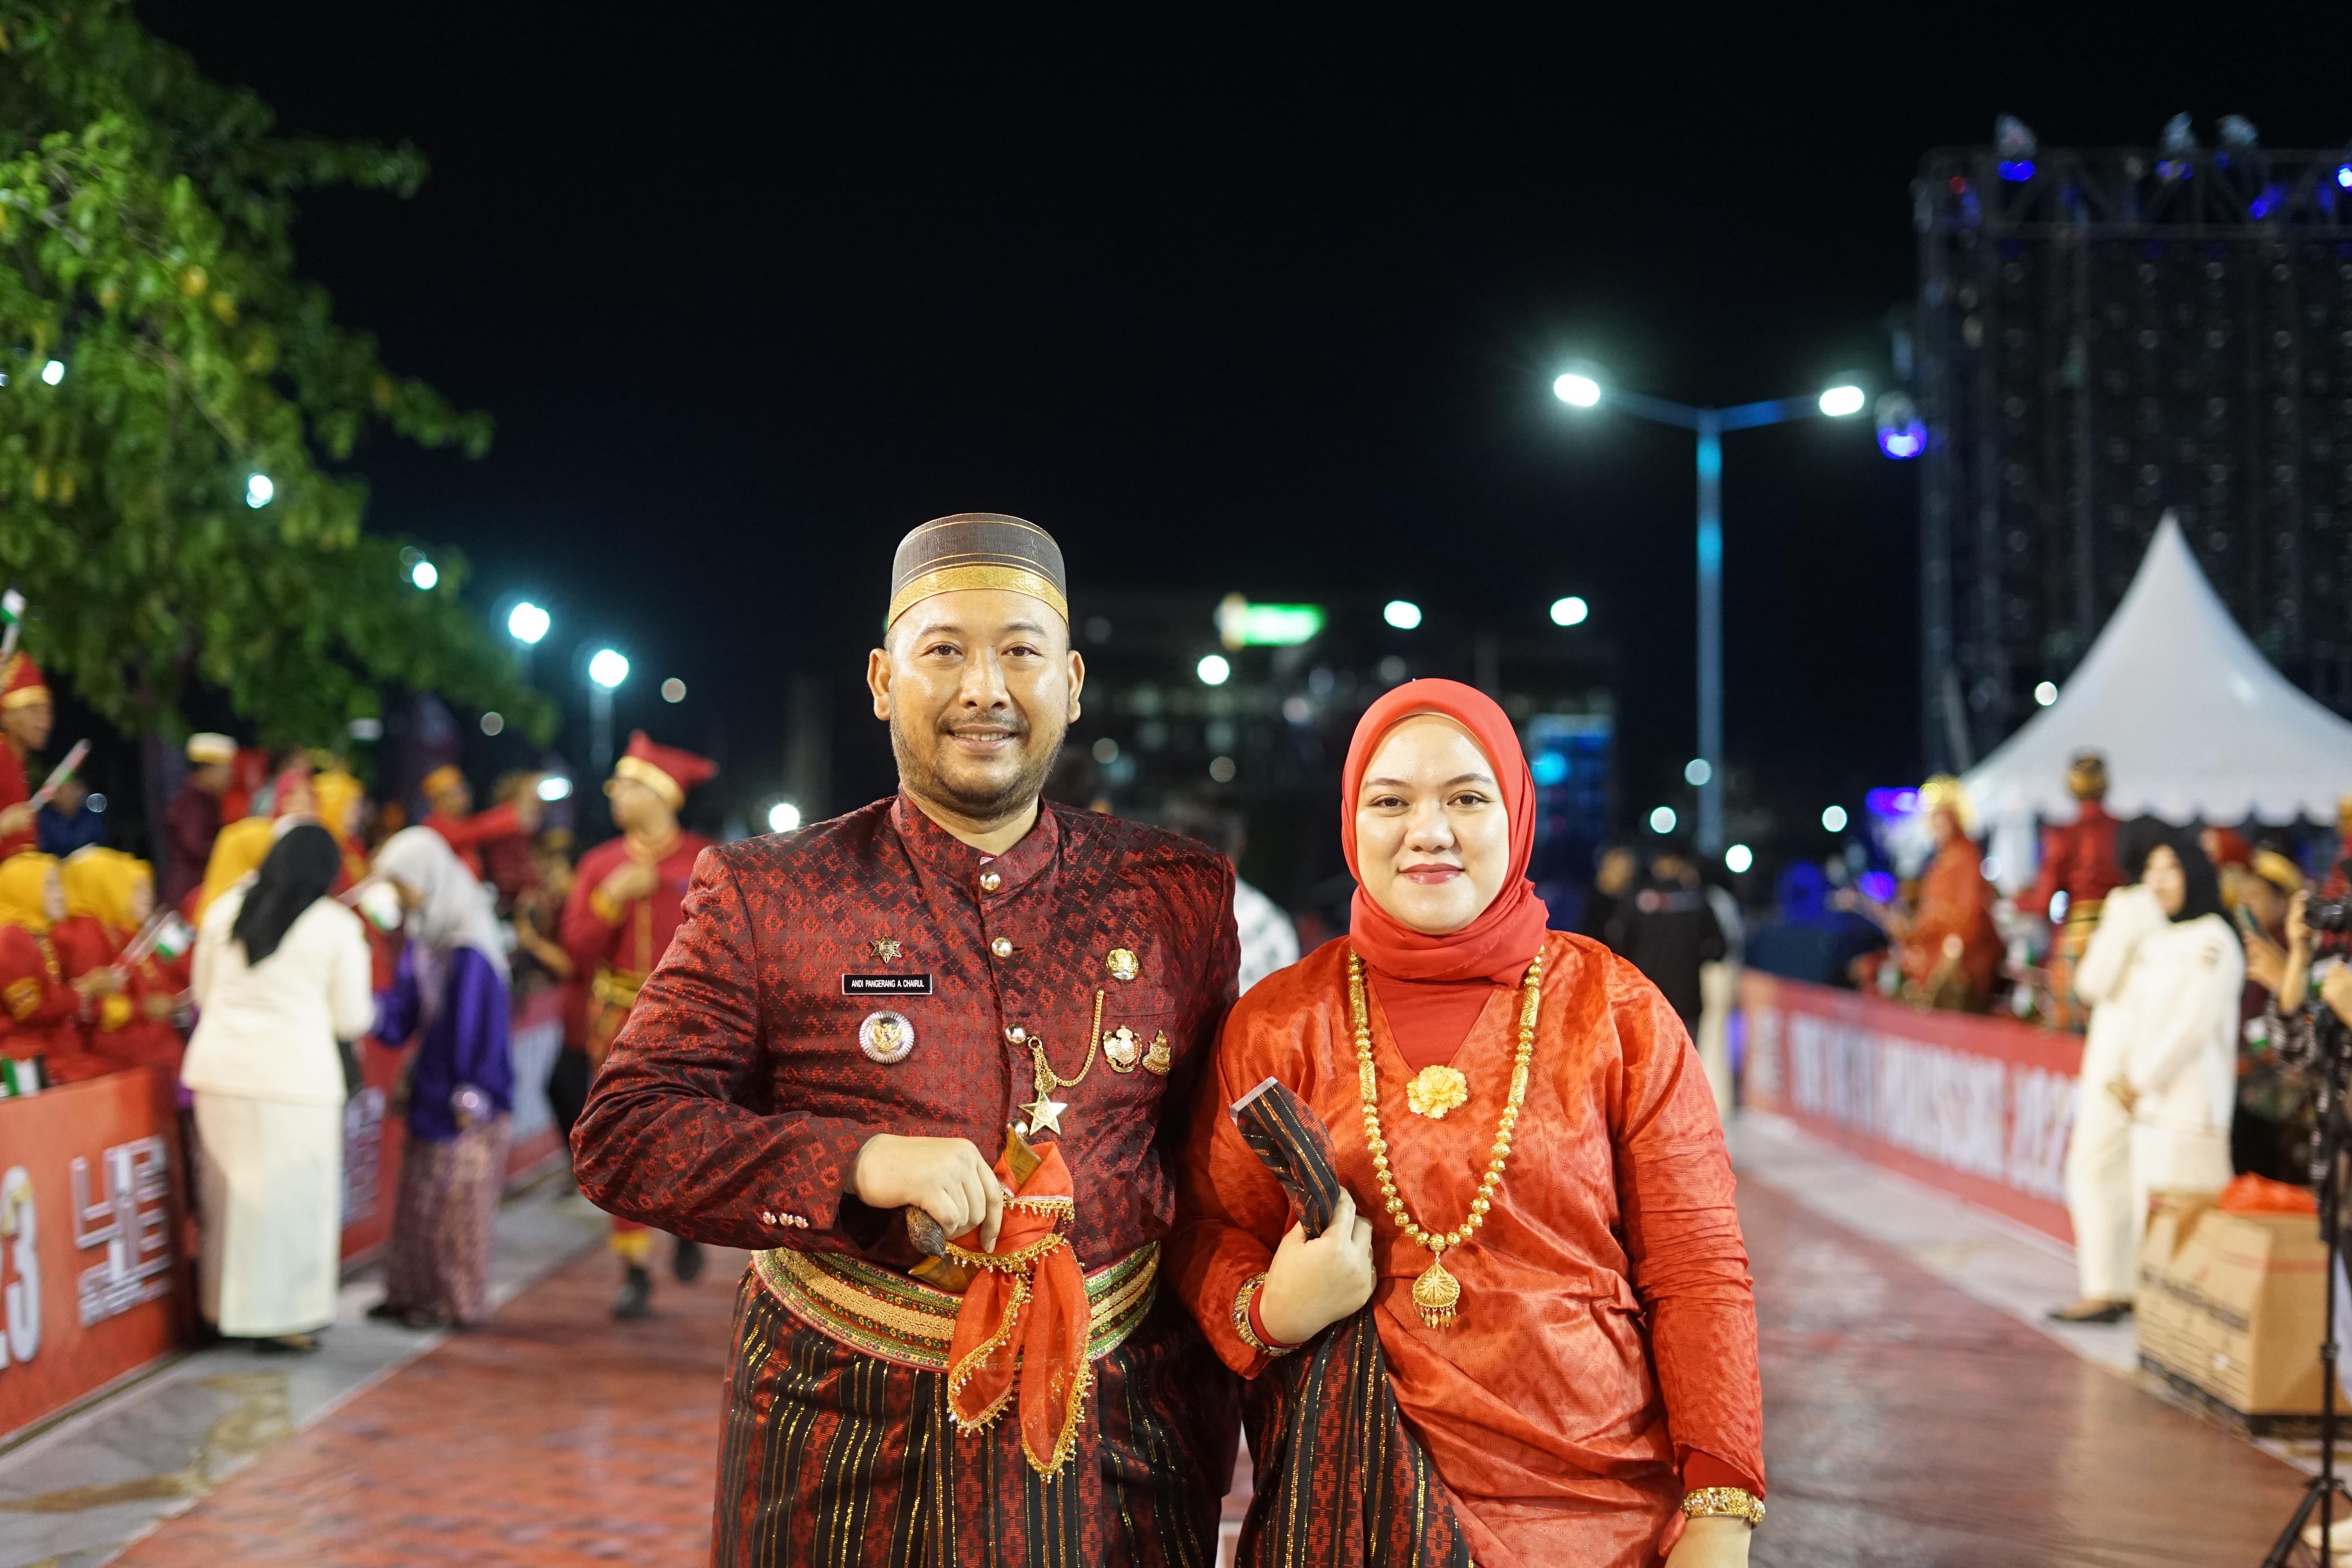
[887,513,1067,628]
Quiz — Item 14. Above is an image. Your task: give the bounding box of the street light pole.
[1555,376,1864,855]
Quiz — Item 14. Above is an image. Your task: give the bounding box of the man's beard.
[891,708,1064,825]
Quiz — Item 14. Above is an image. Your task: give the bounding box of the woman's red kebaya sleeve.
[1606,963,1767,1498]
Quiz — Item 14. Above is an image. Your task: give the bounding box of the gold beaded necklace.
[1348,945,1543,1328]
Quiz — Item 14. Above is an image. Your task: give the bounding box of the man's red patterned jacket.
[571,795,1241,1270]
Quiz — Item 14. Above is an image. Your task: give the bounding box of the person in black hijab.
[232,824,345,963]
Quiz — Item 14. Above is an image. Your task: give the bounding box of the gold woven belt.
[590,967,646,1007]
[750,1241,1158,1372]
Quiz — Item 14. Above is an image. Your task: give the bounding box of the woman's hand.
[71,967,123,999]
[2245,928,2287,992]
[2321,965,2352,1030]
[1665,1516,1752,1566]
[2289,890,2313,953]
[1254,1188,1377,1345]
[2106,1075,2140,1116]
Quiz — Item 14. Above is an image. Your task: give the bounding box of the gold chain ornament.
[1348,946,1543,1328]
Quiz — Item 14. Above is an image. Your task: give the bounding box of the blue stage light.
[1996,159,2035,183]
[2338,165,2352,189]
[1878,426,1925,460]
[1530,752,1568,787]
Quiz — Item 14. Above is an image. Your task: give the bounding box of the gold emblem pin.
[1106,947,1139,982]
[870,936,903,962]
[1142,1030,1172,1075]
[1104,1025,1141,1072]
[859,1011,915,1064]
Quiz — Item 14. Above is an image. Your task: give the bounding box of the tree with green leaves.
[0,0,546,749]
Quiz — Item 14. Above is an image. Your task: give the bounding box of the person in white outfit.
[180,824,376,1352]
[2054,821,2239,1322]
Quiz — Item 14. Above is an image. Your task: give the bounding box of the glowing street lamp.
[768,801,802,834]
[1196,653,1231,686]
[507,601,551,644]
[244,473,274,509]
[1552,364,1871,852]
[1382,599,1423,630]
[586,647,629,774]
[409,558,439,590]
[1550,595,1589,627]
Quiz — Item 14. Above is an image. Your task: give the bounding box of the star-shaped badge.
[1020,1095,1069,1137]
[869,936,903,961]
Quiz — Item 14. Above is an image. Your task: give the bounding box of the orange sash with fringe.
[944,1141,1091,1475]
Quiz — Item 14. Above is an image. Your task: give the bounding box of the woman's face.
[1352,715,1512,935]
[2145,843,2187,917]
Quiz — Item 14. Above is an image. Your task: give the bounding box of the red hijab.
[1342,679,1550,989]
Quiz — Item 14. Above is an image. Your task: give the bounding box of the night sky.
[137,7,2352,839]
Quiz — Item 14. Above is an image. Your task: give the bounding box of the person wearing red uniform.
[0,851,111,1084]
[561,731,718,1319]
[571,516,1243,1567]
[1169,682,1763,1568]
[2017,751,2121,1029]
[54,848,187,1076]
[0,653,54,863]
[162,733,236,911]
[420,764,535,883]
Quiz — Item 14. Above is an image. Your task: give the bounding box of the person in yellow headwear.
[310,769,371,887]
[197,816,276,921]
[0,851,111,1082]
[55,848,187,1075]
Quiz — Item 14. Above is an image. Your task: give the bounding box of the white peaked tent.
[1962,513,2352,886]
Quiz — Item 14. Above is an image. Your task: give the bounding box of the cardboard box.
[2137,1189,2329,1427]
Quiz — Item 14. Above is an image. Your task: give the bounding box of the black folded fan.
[1225,1077,1476,1568]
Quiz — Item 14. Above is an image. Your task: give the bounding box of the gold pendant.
[1142,1030,1171,1075]
[1105,947,1139,982]
[1411,1253,1462,1329]
[1403,1064,1469,1119]
[1103,1025,1141,1072]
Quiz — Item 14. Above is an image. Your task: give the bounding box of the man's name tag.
[843,973,933,997]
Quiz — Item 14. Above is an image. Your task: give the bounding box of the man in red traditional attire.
[162,732,236,911]
[572,514,1242,1567]
[561,731,719,1319]
[0,652,55,862]
[2017,750,2121,1029]
[420,763,537,882]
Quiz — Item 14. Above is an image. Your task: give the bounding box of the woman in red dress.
[0,851,111,1083]
[55,848,188,1075]
[1169,680,1765,1567]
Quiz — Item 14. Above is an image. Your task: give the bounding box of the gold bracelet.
[1231,1272,1300,1357]
[1680,1486,1765,1527]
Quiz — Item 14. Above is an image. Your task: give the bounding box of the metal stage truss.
[1913,141,2352,775]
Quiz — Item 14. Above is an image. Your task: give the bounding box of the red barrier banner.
[1740,972,2085,1244]
[0,1068,195,1444]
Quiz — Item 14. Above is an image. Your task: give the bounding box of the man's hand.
[2289,890,2314,954]
[599,859,660,908]
[141,991,176,1021]
[852,1134,1006,1253]
[2107,1075,2140,1116]
[0,803,31,837]
[1254,1188,1377,1346]
[2321,965,2352,1030]
[1665,1516,1752,1567]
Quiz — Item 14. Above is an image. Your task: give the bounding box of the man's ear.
[867,646,893,721]
[1067,649,1086,722]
